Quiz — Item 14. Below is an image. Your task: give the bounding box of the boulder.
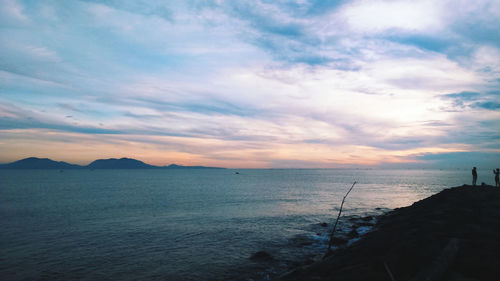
[250,251,273,261]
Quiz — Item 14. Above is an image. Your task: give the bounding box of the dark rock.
[332,237,349,246]
[280,186,500,281]
[250,251,273,261]
[348,229,359,238]
[304,258,315,265]
[320,222,328,227]
[361,216,373,221]
[355,222,374,227]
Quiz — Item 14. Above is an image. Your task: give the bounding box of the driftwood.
[325,181,357,256]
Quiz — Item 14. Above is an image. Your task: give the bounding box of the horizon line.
[0,156,491,170]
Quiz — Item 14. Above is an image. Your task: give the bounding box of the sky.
[0,0,499,168]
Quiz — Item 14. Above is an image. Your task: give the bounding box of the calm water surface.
[0,169,492,280]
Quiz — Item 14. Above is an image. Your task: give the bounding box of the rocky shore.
[280,185,500,281]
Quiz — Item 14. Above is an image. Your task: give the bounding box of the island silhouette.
[0,157,224,169]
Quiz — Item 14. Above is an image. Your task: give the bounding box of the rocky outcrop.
[281,185,500,281]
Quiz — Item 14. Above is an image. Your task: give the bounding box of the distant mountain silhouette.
[164,164,224,169]
[87,158,155,169]
[0,157,83,169]
[0,157,224,169]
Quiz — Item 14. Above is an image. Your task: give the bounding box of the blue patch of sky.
[222,1,341,67]
[479,120,500,130]
[452,19,500,49]
[11,1,189,79]
[303,0,347,16]
[440,92,500,111]
[416,152,500,166]
[55,25,182,75]
[290,55,333,65]
[473,102,500,110]
[434,128,500,150]
[486,90,500,96]
[442,91,481,101]
[385,34,451,53]
[258,0,347,17]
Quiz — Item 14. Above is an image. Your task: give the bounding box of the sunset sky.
[1,0,499,168]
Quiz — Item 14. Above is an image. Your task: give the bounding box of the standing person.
[494,168,499,187]
[472,167,478,186]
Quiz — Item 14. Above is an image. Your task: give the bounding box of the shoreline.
[280,184,500,281]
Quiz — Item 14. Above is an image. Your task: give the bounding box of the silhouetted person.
[494,168,499,187]
[472,167,477,186]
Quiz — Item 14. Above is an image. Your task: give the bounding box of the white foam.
[356,226,372,235]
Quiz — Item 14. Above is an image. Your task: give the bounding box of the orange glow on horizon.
[0,129,478,168]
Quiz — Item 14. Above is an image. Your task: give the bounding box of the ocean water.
[0,168,494,280]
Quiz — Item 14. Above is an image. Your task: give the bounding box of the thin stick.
[326,181,357,255]
[384,261,396,281]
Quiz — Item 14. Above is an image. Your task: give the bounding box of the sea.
[0,168,495,280]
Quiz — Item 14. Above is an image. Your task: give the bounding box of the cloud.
[1,0,499,167]
[0,102,124,134]
[340,0,443,34]
[0,0,28,25]
[83,0,175,22]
